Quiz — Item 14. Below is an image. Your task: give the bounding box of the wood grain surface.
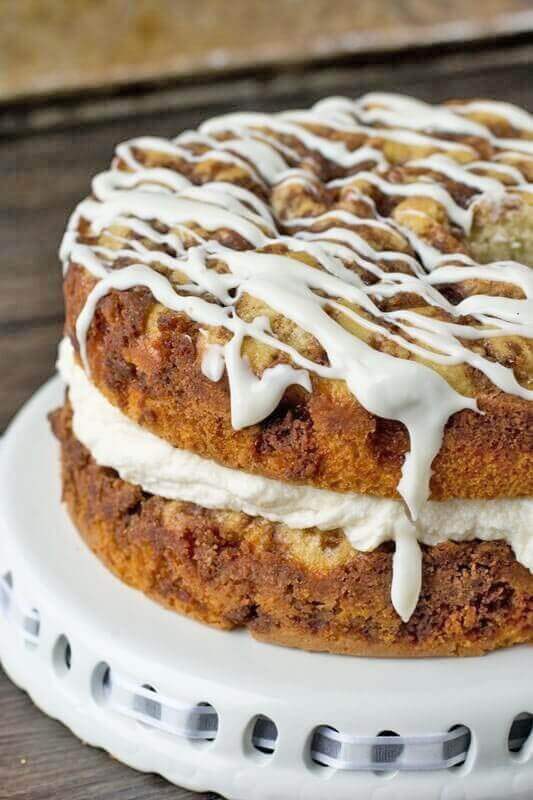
[0,666,218,800]
[2,37,533,799]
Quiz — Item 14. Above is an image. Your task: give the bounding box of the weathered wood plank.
[3,39,533,136]
[0,667,219,799]
[0,320,62,431]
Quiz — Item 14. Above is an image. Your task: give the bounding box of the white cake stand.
[1,377,532,800]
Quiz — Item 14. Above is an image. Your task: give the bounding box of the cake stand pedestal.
[1,377,532,800]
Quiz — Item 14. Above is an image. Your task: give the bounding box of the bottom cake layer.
[51,401,533,657]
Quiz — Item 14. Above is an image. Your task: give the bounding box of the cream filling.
[58,338,533,623]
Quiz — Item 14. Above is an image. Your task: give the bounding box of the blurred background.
[1,2,533,798]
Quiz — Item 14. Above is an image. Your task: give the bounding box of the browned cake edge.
[63,264,533,502]
[50,401,533,657]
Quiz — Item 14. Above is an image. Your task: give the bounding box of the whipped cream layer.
[58,338,533,622]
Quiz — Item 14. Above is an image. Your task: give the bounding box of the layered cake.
[51,93,533,657]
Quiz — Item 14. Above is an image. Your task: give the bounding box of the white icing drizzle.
[61,93,533,529]
[58,338,533,623]
[223,315,312,429]
[391,521,423,623]
[199,332,225,382]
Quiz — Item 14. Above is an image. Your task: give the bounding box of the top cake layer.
[61,93,533,516]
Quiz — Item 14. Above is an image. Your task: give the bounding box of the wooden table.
[2,33,533,799]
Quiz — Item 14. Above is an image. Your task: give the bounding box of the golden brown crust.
[63,263,533,500]
[50,401,533,657]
